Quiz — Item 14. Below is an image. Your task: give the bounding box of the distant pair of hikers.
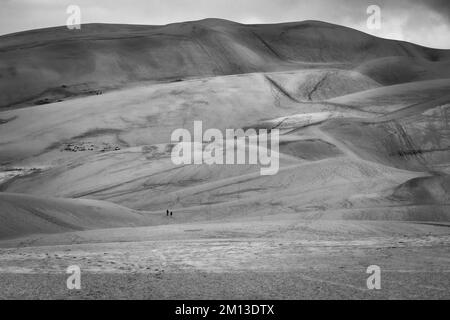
[166,210,173,217]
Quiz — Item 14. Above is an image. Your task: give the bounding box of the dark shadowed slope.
[1,18,450,108]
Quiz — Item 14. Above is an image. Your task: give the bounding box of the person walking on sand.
[166,209,169,216]
[170,211,173,217]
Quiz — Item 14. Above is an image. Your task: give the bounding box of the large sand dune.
[0,19,449,299]
[1,19,449,109]
[0,192,152,240]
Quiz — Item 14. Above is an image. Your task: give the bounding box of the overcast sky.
[0,0,449,48]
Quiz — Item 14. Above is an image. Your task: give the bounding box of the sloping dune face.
[1,19,449,108]
[0,193,151,240]
[0,19,449,242]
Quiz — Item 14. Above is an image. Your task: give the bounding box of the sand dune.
[355,56,450,85]
[0,192,153,240]
[0,69,378,164]
[1,19,449,108]
[0,60,448,226]
[0,19,449,299]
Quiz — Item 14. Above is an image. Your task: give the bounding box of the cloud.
[416,0,450,21]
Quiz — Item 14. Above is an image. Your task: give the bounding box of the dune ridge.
[1,19,450,109]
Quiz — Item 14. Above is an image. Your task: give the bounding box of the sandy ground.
[0,218,449,299]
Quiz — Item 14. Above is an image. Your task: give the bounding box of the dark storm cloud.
[418,0,450,19]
